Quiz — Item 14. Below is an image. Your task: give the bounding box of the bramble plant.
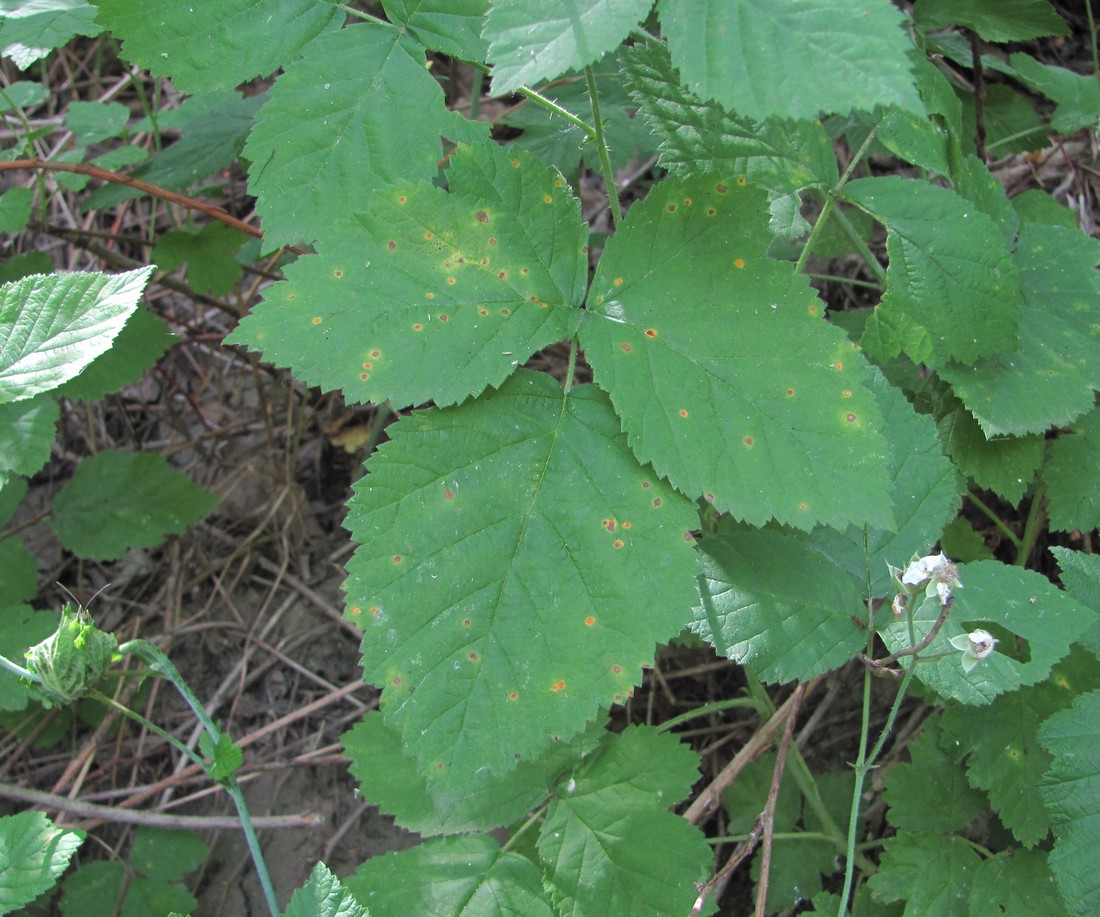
[2,0,1100,915]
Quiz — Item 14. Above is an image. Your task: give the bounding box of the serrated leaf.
[346,834,555,917]
[0,268,153,404]
[285,861,366,917]
[693,519,867,683]
[884,717,986,834]
[939,517,994,564]
[244,21,487,251]
[1039,689,1100,916]
[0,475,27,527]
[343,711,596,835]
[940,648,1100,847]
[939,224,1100,436]
[50,450,218,561]
[0,811,84,914]
[536,726,710,917]
[0,1,101,69]
[344,372,700,791]
[130,827,207,883]
[198,732,243,781]
[1045,406,1100,534]
[845,176,1019,366]
[659,0,922,122]
[485,0,651,96]
[0,396,59,486]
[580,175,892,530]
[85,91,262,211]
[64,100,129,145]
[92,0,340,94]
[622,39,839,192]
[0,537,35,604]
[382,0,487,61]
[229,142,585,409]
[1051,547,1100,658]
[877,560,1096,705]
[1007,53,1100,134]
[155,223,248,296]
[913,0,1069,43]
[0,187,31,234]
[970,848,1069,917]
[0,80,48,112]
[808,365,962,599]
[868,832,979,915]
[54,307,174,403]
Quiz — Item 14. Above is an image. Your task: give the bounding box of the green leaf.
[54,307,174,403]
[965,84,1048,155]
[939,224,1100,436]
[580,175,893,530]
[92,0,341,94]
[484,0,652,96]
[868,833,980,915]
[622,39,839,193]
[382,0,487,61]
[344,372,700,791]
[845,176,1019,366]
[230,142,585,409]
[0,396,59,486]
[1007,54,1100,134]
[0,267,153,404]
[198,732,243,781]
[884,717,986,834]
[913,0,1069,43]
[85,91,263,211]
[130,827,207,883]
[940,648,1100,847]
[0,811,84,914]
[0,187,31,234]
[877,560,1097,705]
[0,537,36,604]
[939,517,995,564]
[1040,689,1100,916]
[0,475,27,527]
[284,861,367,917]
[64,100,129,145]
[693,519,867,683]
[659,0,922,122]
[1051,547,1100,659]
[1045,406,1100,534]
[1013,189,1078,231]
[244,21,487,251]
[155,223,249,296]
[0,1,101,69]
[0,605,57,712]
[50,450,218,561]
[346,834,555,917]
[58,859,122,917]
[970,848,1069,917]
[0,80,48,112]
[343,711,596,835]
[537,726,710,917]
[0,252,53,285]
[807,365,962,599]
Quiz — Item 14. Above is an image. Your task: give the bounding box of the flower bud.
[24,604,118,708]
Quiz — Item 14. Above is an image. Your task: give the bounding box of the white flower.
[902,552,950,586]
[949,629,998,674]
[902,553,961,604]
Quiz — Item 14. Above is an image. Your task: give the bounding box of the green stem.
[1015,481,1047,567]
[88,688,207,770]
[585,65,622,227]
[964,490,1022,550]
[1088,0,1100,79]
[118,640,280,917]
[0,653,37,682]
[562,337,579,394]
[657,697,761,733]
[708,830,838,847]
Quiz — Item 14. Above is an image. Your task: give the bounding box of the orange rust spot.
[551,680,566,692]
[468,652,479,661]
[667,203,677,212]
[614,277,623,286]
[603,519,616,531]
[847,413,857,422]
[479,308,489,316]
[554,178,563,187]
[498,271,506,279]
[652,497,662,507]
[621,343,633,352]
[443,489,454,500]
[529,296,539,302]
[424,231,434,240]
[370,606,380,616]
[439,313,449,322]
[435,762,443,770]
[645,329,657,338]
[500,308,510,316]
[807,304,818,314]
[737,177,746,185]
[393,676,402,685]
[413,323,423,331]
[734,258,745,269]
[333,269,343,279]
[613,539,624,549]
[786,388,795,397]
[447,277,456,285]
[350,606,361,616]
[392,555,403,565]
[585,616,596,626]
[614,694,623,702]
[511,159,520,168]
[480,258,489,266]
[476,210,489,223]
[842,390,852,398]
[508,691,519,701]
[683,531,694,542]
[388,240,396,250]
[834,362,843,370]
[397,195,407,203]
[363,362,373,370]
[311,317,322,325]
[641,481,651,489]
[426,292,435,299]
[612,664,622,674]
[683,197,693,206]
[622,521,631,529]
[744,437,754,446]
[799,502,808,510]
[717,183,728,193]
[679,409,689,417]
[543,195,552,203]
[370,349,381,358]
[462,618,472,627]
[489,237,498,246]
[360,372,369,380]
[707,208,716,215]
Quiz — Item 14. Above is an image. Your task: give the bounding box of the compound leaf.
[1051,547,1100,658]
[939,224,1100,436]
[1040,689,1100,916]
[284,862,367,917]
[659,0,922,122]
[845,177,1020,367]
[1044,406,1100,534]
[970,849,1069,917]
[914,0,1069,43]
[537,726,710,917]
[868,832,980,914]
[485,0,652,96]
[0,396,59,487]
[344,372,700,794]
[92,0,340,94]
[229,142,585,409]
[0,1,101,69]
[580,175,892,531]
[346,834,554,917]
[0,268,153,404]
[382,0,487,61]
[693,519,867,683]
[50,450,218,561]
[877,560,1096,705]
[243,21,487,251]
